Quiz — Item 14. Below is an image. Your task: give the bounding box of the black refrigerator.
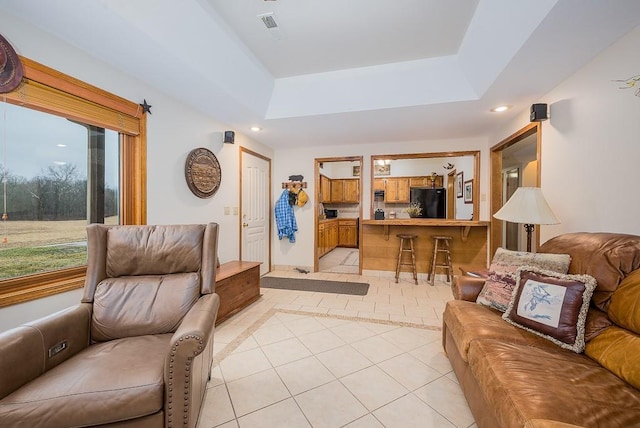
[410,187,446,218]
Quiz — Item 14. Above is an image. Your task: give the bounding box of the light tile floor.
[198,270,476,428]
[319,247,359,275]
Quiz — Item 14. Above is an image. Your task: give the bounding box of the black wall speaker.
[224,131,235,144]
[530,103,548,122]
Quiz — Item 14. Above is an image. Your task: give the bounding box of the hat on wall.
[0,34,24,94]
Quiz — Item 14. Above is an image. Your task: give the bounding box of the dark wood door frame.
[490,122,541,257]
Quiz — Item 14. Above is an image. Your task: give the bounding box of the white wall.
[491,25,640,243]
[0,13,273,332]
[272,137,489,270]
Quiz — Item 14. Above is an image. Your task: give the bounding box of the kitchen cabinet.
[385,178,410,203]
[342,179,359,203]
[409,175,443,188]
[330,178,359,203]
[373,178,385,192]
[320,175,331,203]
[330,179,344,203]
[338,219,358,248]
[318,219,339,257]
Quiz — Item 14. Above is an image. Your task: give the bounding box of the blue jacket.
[275,190,297,243]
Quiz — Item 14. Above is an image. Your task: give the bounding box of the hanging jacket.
[275,189,298,243]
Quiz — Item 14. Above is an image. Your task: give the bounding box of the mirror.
[370,151,480,221]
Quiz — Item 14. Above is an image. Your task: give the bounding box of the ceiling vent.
[258,12,278,29]
[257,12,286,40]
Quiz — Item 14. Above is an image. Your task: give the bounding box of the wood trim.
[489,122,541,257]
[0,57,146,307]
[20,57,141,118]
[315,156,363,273]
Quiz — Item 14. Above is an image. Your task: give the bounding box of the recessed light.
[250,126,262,132]
[491,105,510,113]
[57,144,67,147]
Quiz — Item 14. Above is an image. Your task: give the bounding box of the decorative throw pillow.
[476,248,571,312]
[502,266,597,353]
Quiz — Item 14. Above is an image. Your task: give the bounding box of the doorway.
[314,156,363,274]
[240,148,271,276]
[490,123,541,256]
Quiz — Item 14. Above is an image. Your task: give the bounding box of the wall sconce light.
[224,131,235,144]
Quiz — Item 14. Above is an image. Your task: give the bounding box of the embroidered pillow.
[502,266,597,353]
[476,248,571,312]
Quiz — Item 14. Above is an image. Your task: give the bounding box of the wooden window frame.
[0,57,146,307]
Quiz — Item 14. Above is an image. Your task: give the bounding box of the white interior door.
[241,150,270,275]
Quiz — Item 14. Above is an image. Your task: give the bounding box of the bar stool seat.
[395,234,418,285]
[428,235,454,286]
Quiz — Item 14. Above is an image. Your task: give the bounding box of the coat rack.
[281,181,307,190]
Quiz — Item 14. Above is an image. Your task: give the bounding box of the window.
[0,57,146,306]
[1,104,120,280]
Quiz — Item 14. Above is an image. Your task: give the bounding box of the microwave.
[324,209,338,218]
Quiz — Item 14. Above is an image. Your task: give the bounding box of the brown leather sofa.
[443,232,640,427]
[0,223,220,428]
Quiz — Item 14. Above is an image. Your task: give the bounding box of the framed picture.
[352,165,360,177]
[464,179,473,204]
[456,172,464,198]
[374,163,391,176]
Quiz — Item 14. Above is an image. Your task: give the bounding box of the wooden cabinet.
[215,261,261,325]
[330,178,359,203]
[338,219,358,248]
[320,175,331,203]
[409,175,443,188]
[373,178,385,192]
[385,178,410,203]
[342,179,359,203]
[318,219,339,257]
[330,179,344,203]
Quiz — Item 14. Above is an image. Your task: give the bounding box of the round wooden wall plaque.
[185,148,221,198]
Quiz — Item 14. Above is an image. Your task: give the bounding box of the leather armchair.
[0,223,220,428]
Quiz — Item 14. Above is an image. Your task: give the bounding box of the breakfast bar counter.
[360,219,489,275]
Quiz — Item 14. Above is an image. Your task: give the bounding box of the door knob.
[242,222,249,228]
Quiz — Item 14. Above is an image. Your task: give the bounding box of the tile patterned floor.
[198,270,476,428]
[319,247,359,275]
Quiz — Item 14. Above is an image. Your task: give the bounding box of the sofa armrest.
[452,275,486,301]
[165,293,220,427]
[0,303,91,399]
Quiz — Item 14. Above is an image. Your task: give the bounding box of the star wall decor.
[139,99,152,114]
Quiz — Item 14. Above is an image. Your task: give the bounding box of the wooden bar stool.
[428,235,454,286]
[395,234,418,285]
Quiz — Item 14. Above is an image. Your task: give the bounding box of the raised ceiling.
[2,0,640,149]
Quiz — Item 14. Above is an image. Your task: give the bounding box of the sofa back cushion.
[91,273,200,341]
[106,224,205,277]
[539,232,640,312]
[607,269,640,334]
[585,326,640,390]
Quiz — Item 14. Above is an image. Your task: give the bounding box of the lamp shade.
[494,187,560,225]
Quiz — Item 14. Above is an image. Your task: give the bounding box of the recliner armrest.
[0,303,91,399]
[452,275,486,301]
[165,293,220,427]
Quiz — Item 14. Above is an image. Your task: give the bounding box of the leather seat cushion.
[0,334,169,428]
[443,300,557,362]
[467,339,640,427]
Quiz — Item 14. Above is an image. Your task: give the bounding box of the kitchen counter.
[360,220,489,275]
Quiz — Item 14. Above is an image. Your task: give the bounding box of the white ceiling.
[2,0,640,149]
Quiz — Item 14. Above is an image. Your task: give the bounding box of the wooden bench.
[215,261,261,325]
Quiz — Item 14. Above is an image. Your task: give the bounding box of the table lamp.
[493,187,560,252]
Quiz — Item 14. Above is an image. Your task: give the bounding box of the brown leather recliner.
[0,223,220,428]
